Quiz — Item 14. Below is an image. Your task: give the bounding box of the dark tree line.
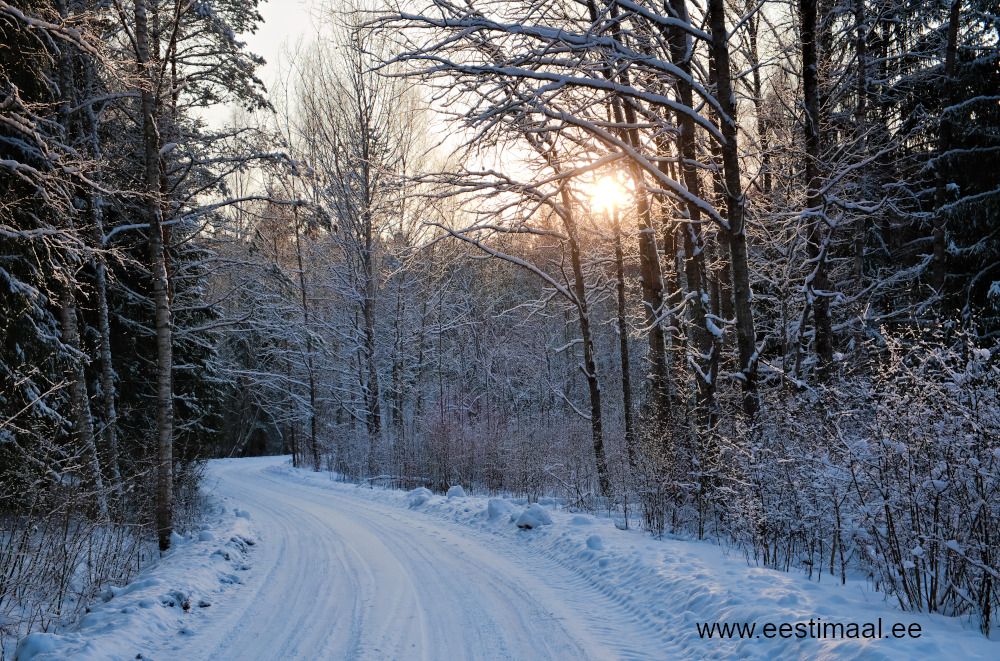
[0,0,268,650]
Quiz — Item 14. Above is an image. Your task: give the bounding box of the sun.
[591,176,626,213]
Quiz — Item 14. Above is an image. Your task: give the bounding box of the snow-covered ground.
[17,455,998,660]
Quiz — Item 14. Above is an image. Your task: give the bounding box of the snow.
[17,456,999,660]
[515,503,554,529]
[407,486,433,507]
[13,633,60,661]
[447,484,467,498]
[13,491,256,661]
[487,497,516,520]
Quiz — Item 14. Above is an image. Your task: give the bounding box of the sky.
[197,0,507,179]
[200,0,321,129]
[246,0,321,90]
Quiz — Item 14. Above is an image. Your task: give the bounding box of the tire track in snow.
[160,461,364,660]
[163,457,668,660]
[326,496,675,660]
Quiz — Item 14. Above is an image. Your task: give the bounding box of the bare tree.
[288,23,420,475]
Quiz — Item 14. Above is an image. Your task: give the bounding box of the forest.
[1,0,998,651]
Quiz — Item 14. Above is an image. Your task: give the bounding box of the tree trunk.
[853,0,868,290]
[633,176,672,440]
[55,0,115,513]
[136,0,174,552]
[284,338,298,467]
[415,297,428,421]
[612,97,671,440]
[59,283,108,517]
[363,209,382,475]
[612,204,636,468]
[932,0,962,293]
[595,0,671,440]
[747,2,772,199]
[667,0,715,431]
[91,230,123,502]
[293,208,319,470]
[708,0,759,415]
[391,281,406,436]
[800,0,834,375]
[560,187,609,497]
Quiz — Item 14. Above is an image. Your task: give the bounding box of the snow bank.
[13,633,61,661]
[446,485,466,499]
[515,503,553,529]
[265,458,999,660]
[43,457,992,661]
[487,498,516,521]
[14,470,259,661]
[406,487,433,508]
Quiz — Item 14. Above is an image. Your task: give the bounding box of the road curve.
[159,456,666,660]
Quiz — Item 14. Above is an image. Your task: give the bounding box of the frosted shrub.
[724,332,999,634]
[0,485,154,658]
[848,334,999,634]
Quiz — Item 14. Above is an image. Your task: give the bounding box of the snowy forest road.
[168,456,668,661]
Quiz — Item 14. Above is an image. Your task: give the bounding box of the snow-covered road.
[18,456,998,661]
[170,456,666,661]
